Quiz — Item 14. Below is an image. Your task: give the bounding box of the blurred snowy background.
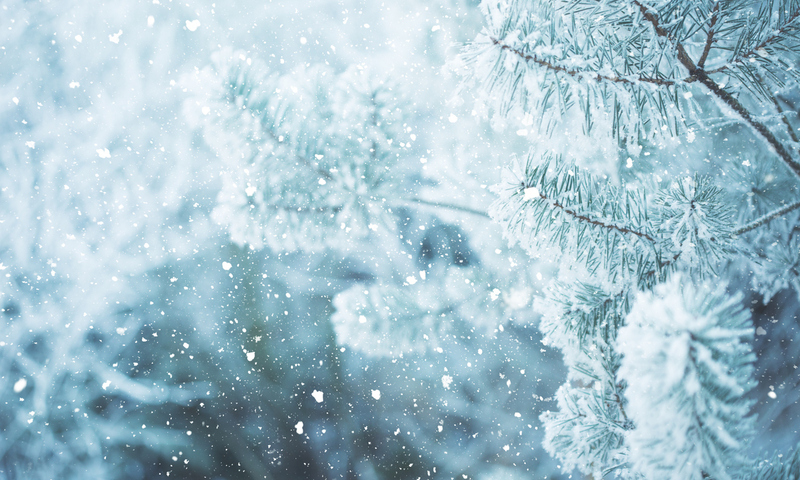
[0,1,565,478]
[2,1,799,479]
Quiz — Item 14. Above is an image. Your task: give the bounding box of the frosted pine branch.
[734,199,800,236]
[185,52,417,251]
[490,150,656,281]
[618,276,756,480]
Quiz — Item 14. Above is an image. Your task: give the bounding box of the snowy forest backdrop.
[1,0,800,479]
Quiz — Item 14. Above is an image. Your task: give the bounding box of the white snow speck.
[12,97,19,105]
[222,262,232,271]
[185,20,201,32]
[683,92,693,100]
[371,389,381,400]
[13,379,27,393]
[97,148,111,159]
[768,391,777,399]
[431,25,440,32]
[405,276,417,285]
[246,351,255,362]
[147,16,155,27]
[102,380,112,390]
[295,421,304,434]
[25,141,35,149]
[742,160,751,167]
[69,81,80,89]
[116,327,127,335]
[503,445,510,451]
[523,187,540,201]
[626,157,633,168]
[756,327,767,335]
[521,113,534,126]
[358,315,367,324]
[300,37,307,45]
[311,390,324,403]
[201,106,210,115]
[419,271,426,280]
[448,114,458,123]
[318,179,326,185]
[514,412,521,418]
[442,375,453,390]
[245,185,257,196]
[109,30,123,44]
[74,35,82,43]
[516,129,528,136]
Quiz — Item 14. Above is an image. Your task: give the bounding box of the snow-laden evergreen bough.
[187,50,540,357]
[184,50,417,252]
[456,0,800,478]
[619,277,756,480]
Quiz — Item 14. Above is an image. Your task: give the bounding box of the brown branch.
[527,188,656,243]
[489,37,676,87]
[632,0,800,178]
[697,3,719,69]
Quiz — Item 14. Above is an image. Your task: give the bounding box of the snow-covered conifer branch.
[750,231,800,303]
[656,175,735,275]
[744,442,800,480]
[541,342,632,478]
[618,276,756,480]
[710,2,800,78]
[734,198,800,236]
[488,37,677,88]
[537,280,629,352]
[491,150,734,284]
[331,265,523,357]
[185,51,416,251]
[454,1,800,478]
[452,0,694,140]
[490,150,656,281]
[630,0,800,177]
